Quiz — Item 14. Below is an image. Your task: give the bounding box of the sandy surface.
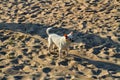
[0,0,120,80]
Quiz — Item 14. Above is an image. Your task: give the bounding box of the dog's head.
[64,31,74,42]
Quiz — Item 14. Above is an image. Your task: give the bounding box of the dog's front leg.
[65,48,69,56]
[59,48,62,59]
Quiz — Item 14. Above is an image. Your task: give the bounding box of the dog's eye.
[68,38,73,42]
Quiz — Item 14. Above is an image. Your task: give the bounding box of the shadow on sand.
[70,54,120,72]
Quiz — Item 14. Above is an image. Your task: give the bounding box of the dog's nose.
[71,39,74,42]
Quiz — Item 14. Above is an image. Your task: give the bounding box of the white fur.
[46,27,73,58]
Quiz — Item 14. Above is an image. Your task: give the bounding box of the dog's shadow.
[68,53,120,75]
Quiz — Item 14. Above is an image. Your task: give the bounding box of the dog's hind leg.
[65,48,69,56]
[48,38,53,53]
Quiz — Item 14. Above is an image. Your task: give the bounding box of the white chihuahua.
[46,27,74,58]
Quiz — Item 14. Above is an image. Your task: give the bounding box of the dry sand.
[0,0,120,80]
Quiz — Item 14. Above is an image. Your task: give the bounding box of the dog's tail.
[46,27,53,35]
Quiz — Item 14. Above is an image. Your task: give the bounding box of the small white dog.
[46,27,74,58]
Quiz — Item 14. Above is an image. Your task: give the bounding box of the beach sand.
[0,0,120,80]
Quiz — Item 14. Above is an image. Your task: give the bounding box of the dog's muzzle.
[71,39,74,42]
[69,38,74,42]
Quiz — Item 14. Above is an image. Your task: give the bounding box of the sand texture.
[0,0,120,80]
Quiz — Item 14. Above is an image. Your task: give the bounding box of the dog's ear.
[69,31,73,35]
[64,34,68,39]
[68,31,73,36]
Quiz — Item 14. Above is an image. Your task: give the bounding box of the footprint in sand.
[39,54,46,59]
[58,59,69,66]
[42,67,52,74]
